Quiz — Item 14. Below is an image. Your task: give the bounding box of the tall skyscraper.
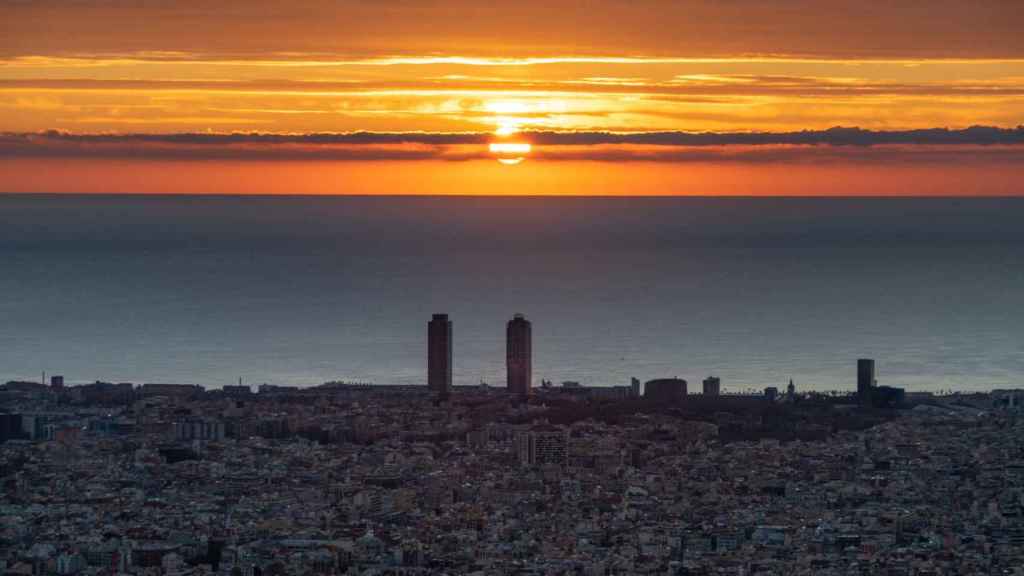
[428,314,452,399]
[702,376,721,396]
[506,313,532,396]
[857,358,875,403]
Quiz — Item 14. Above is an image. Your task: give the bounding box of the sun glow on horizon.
[489,141,532,165]
[487,101,528,136]
[488,142,532,154]
[495,122,520,136]
[484,98,573,135]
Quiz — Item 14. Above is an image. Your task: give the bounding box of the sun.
[489,142,532,155]
[485,100,533,164]
[489,142,532,165]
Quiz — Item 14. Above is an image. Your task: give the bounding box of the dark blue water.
[1,195,1022,393]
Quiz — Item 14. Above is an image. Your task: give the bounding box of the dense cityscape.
[2,313,1023,575]
[5,1,1024,575]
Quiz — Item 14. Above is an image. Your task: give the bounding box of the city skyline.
[4,352,1021,574]
[421,313,889,398]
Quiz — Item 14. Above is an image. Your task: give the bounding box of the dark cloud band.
[2,127,1023,163]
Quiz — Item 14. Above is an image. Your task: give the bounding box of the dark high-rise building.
[857,358,876,402]
[506,313,532,396]
[644,378,687,403]
[703,376,721,396]
[0,414,24,443]
[428,314,453,399]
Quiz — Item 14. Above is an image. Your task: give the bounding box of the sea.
[1,194,1022,393]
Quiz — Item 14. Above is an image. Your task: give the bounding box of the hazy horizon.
[3,194,1021,392]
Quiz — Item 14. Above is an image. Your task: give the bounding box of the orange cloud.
[3,1,1023,60]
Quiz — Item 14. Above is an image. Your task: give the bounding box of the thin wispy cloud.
[6,77,1024,98]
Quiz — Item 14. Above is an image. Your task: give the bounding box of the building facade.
[631,377,642,397]
[506,313,532,396]
[427,313,453,399]
[139,383,202,399]
[174,418,225,442]
[703,376,721,396]
[644,378,687,403]
[857,358,876,403]
[516,427,569,467]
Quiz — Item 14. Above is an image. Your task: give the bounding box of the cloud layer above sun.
[2,1,1024,135]
[4,56,1024,135]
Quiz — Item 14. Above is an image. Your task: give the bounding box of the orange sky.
[1,1,1023,195]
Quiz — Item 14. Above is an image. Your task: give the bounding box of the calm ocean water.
[1,195,1022,393]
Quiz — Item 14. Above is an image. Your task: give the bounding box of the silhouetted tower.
[428,314,452,399]
[506,313,532,397]
[787,379,795,398]
[857,358,876,404]
[702,376,721,396]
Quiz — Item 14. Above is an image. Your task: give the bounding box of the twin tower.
[428,313,532,399]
